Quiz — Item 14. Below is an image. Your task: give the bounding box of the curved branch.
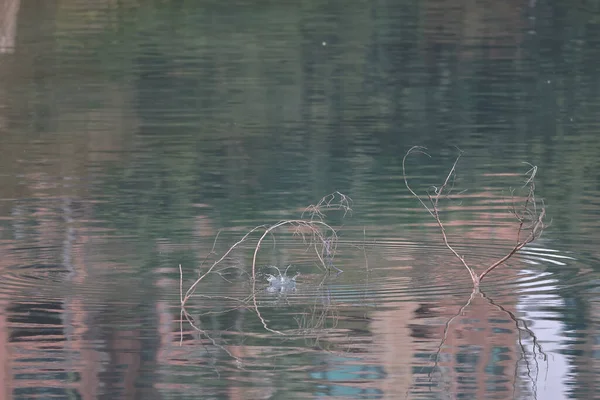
[403,146,477,283]
[250,219,337,335]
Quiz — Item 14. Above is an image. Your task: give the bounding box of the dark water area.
[1,1,600,399]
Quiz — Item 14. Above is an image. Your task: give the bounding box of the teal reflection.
[310,356,385,398]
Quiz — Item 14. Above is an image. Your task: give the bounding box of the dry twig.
[179,192,352,341]
[402,146,547,288]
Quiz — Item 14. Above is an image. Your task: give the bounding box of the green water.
[1,1,600,399]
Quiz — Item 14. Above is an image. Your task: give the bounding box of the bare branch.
[403,147,477,283]
[250,219,338,335]
[180,192,353,342]
[182,224,267,305]
[478,166,546,283]
[403,147,547,287]
[302,191,353,221]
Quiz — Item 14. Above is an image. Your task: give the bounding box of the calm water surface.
[1,1,600,399]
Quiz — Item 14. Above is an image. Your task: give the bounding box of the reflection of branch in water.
[180,307,244,372]
[482,292,547,400]
[428,290,477,381]
[291,275,347,353]
[296,279,335,328]
[179,267,248,372]
[295,302,339,351]
[408,288,547,399]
